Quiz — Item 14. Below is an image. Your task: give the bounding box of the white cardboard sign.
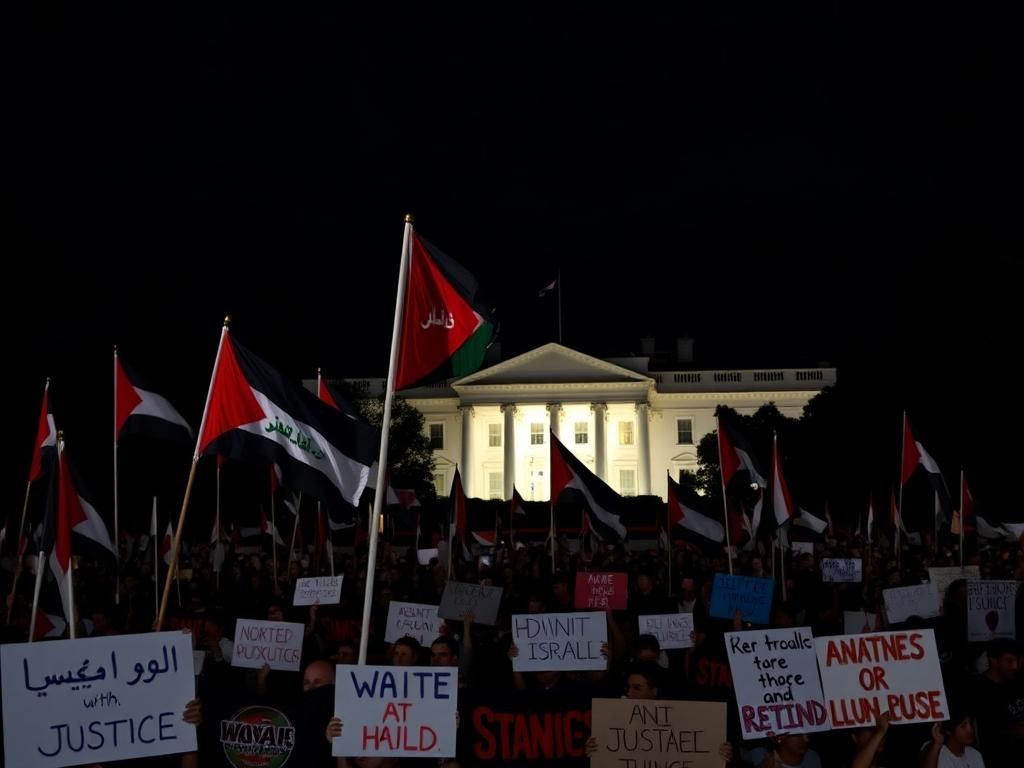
[1,631,197,767]
[511,611,607,672]
[231,619,304,672]
[638,614,695,650]
[883,584,940,624]
[384,601,442,646]
[438,582,504,626]
[967,580,1018,641]
[725,627,829,739]
[332,665,457,758]
[293,576,344,606]
[821,558,862,583]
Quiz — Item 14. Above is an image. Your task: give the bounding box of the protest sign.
[457,689,591,767]
[590,698,726,768]
[928,566,980,610]
[791,542,815,555]
[725,627,828,739]
[1,631,196,768]
[967,580,1019,641]
[231,619,304,672]
[417,548,439,565]
[293,575,343,606]
[333,665,457,757]
[843,611,879,635]
[709,574,774,625]
[511,611,607,672]
[638,613,694,650]
[384,601,442,646]
[882,585,940,624]
[821,558,862,583]
[815,629,948,729]
[439,582,504,626]
[574,572,628,610]
[220,703,297,767]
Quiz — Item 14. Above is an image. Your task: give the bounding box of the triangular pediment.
[454,343,651,386]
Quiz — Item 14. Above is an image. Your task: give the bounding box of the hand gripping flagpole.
[157,318,231,630]
[358,216,414,665]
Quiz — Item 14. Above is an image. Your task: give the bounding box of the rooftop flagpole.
[358,215,414,665]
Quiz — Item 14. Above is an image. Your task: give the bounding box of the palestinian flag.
[197,327,378,508]
[716,413,767,490]
[769,434,796,528]
[666,473,724,551]
[115,352,193,443]
[28,378,57,483]
[394,231,495,391]
[316,373,365,422]
[550,431,626,542]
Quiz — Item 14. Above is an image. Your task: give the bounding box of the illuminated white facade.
[347,343,834,502]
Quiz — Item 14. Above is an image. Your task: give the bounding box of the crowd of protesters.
[1,524,1022,768]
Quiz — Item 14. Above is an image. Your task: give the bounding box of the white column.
[636,401,651,495]
[591,402,607,480]
[459,405,474,498]
[501,403,517,499]
[546,402,562,439]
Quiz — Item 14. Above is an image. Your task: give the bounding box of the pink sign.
[575,572,628,610]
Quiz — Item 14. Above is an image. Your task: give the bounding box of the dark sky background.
[8,4,1022,524]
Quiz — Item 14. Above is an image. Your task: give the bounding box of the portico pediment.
[454,343,652,387]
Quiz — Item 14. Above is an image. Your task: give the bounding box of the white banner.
[638,614,694,650]
[293,576,344,606]
[231,619,304,672]
[332,665,457,757]
[384,601,442,646]
[815,629,948,729]
[967,580,1019,641]
[511,611,607,672]
[821,558,862,583]
[1,631,197,768]
[725,627,829,739]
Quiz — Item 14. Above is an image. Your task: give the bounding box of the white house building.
[344,342,835,503]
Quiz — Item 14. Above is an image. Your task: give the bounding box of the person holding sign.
[918,707,985,768]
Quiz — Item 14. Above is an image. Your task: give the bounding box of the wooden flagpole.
[113,347,121,607]
[715,416,734,575]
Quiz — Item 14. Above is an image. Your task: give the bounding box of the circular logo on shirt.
[220,705,296,768]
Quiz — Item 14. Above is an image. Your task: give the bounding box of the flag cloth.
[866,498,875,542]
[899,415,953,528]
[538,279,557,297]
[666,474,725,550]
[394,232,495,391]
[769,436,796,528]
[450,468,471,559]
[793,508,828,537]
[716,414,767,490]
[550,431,626,542]
[115,354,193,443]
[161,521,174,566]
[28,379,57,483]
[197,330,378,507]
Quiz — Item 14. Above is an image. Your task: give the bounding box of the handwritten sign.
[843,611,879,635]
[967,580,1019,641]
[638,614,695,650]
[821,558,862,583]
[725,627,829,739]
[439,582,504,626]
[574,572,628,610]
[928,566,980,610]
[231,619,304,672]
[590,698,726,768]
[333,665,456,757]
[882,585,940,624]
[385,601,442,646]
[293,576,344,606]
[815,629,948,729]
[709,574,774,625]
[1,631,196,767]
[417,548,439,565]
[511,611,607,672]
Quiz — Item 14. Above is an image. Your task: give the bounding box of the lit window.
[676,418,694,445]
[575,421,589,444]
[428,423,444,450]
[488,472,504,500]
[619,469,636,496]
[488,423,502,447]
[530,423,545,445]
[618,421,634,446]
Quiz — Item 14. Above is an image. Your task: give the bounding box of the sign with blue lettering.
[0,630,197,767]
[332,665,457,757]
[709,574,774,625]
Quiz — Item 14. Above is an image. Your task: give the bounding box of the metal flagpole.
[715,416,734,575]
[358,215,414,665]
[152,497,159,619]
[7,482,32,625]
[28,549,45,642]
[215,459,222,589]
[113,347,120,606]
[270,471,278,589]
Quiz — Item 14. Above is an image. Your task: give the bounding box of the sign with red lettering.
[574,572,627,610]
[725,627,829,740]
[332,665,457,757]
[231,619,304,672]
[814,630,948,730]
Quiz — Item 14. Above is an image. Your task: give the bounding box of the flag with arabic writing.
[394,232,496,391]
[197,330,378,508]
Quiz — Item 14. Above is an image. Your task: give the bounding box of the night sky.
[9,4,1022,522]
